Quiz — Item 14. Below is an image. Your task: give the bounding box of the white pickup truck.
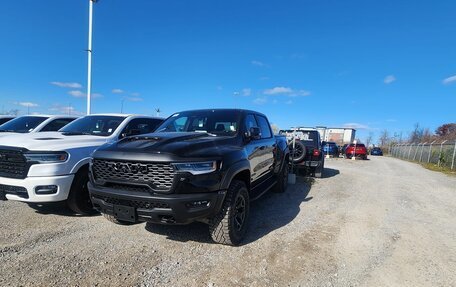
[0,115,78,137]
[0,114,163,214]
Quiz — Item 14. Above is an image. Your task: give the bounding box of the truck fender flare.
[220,160,251,190]
[69,157,91,175]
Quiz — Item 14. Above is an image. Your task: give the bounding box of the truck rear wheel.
[67,167,96,215]
[209,180,249,246]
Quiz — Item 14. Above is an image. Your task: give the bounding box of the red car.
[345,143,368,160]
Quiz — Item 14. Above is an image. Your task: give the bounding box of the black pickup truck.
[88,109,289,245]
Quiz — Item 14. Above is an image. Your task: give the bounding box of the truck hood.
[0,132,111,151]
[96,132,240,159]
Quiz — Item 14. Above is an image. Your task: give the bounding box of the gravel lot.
[1,156,455,286]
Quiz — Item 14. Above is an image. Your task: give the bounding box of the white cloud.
[251,60,267,67]
[50,81,82,89]
[130,92,140,97]
[124,97,143,102]
[272,99,278,104]
[242,88,251,97]
[442,75,456,85]
[112,89,124,94]
[264,87,293,95]
[48,104,84,116]
[290,90,311,97]
[259,76,269,81]
[253,97,267,105]
[264,86,310,97]
[384,75,396,84]
[15,102,39,107]
[68,90,102,98]
[343,123,370,130]
[285,100,293,105]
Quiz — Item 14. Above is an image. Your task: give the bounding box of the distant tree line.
[377,122,456,151]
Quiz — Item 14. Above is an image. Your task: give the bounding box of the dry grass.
[421,163,456,177]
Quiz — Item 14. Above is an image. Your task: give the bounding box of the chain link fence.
[390,141,456,170]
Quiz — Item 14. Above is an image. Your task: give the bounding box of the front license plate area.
[113,205,136,222]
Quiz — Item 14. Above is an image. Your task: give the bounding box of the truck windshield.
[156,110,240,136]
[0,116,48,133]
[60,116,126,137]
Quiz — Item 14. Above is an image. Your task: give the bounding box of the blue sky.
[0,0,455,143]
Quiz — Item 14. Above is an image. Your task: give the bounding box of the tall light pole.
[120,99,125,113]
[86,0,97,115]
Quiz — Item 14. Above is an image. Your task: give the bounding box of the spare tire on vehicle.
[289,140,306,163]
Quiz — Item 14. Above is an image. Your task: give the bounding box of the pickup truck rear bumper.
[295,160,322,168]
[88,182,227,225]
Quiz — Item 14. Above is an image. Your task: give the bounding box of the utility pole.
[86,0,98,115]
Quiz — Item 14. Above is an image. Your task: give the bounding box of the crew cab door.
[254,114,275,178]
[243,114,275,185]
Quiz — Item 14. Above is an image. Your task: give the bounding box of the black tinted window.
[0,118,14,125]
[41,118,75,132]
[279,130,319,147]
[255,115,272,139]
[244,114,258,131]
[121,118,163,137]
[0,116,48,133]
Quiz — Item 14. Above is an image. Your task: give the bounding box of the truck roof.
[87,113,162,119]
[174,108,268,118]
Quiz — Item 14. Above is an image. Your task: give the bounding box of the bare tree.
[409,123,424,143]
[379,129,389,147]
[8,109,20,116]
[365,132,374,148]
[270,123,280,134]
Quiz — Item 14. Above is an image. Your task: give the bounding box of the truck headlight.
[173,161,217,175]
[24,152,69,163]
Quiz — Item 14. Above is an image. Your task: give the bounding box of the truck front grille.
[0,149,28,179]
[92,159,175,192]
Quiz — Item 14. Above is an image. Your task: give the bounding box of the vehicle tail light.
[313,149,320,157]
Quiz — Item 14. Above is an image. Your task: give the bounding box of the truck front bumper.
[0,174,75,202]
[88,182,227,225]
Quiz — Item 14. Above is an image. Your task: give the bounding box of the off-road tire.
[272,162,289,193]
[103,213,135,225]
[67,167,96,215]
[209,180,250,246]
[289,141,306,163]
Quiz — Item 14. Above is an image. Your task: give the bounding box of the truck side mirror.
[246,127,261,140]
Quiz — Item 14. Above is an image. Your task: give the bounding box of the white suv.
[0,115,78,137]
[0,114,163,214]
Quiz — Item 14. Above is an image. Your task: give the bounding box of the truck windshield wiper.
[61,131,92,136]
[0,129,16,132]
